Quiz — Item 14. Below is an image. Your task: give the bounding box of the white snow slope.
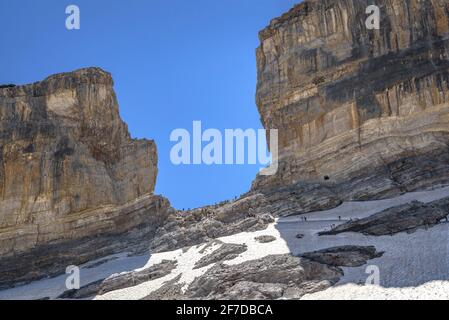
[1,186,449,300]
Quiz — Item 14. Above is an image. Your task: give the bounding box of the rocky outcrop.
[149,201,274,253]
[320,198,449,236]
[58,259,177,299]
[0,68,172,287]
[193,242,247,269]
[299,246,384,267]
[176,254,342,300]
[255,235,276,243]
[253,0,449,199]
[3,0,449,298]
[160,247,381,300]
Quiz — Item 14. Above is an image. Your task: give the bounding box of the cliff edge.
[0,68,171,287]
[254,0,449,199]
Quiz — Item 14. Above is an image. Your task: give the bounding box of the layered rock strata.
[3,0,449,295]
[143,246,382,300]
[254,0,449,197]
[0,68,171,287]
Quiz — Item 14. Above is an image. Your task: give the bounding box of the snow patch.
[2,186,449,300]
[301,281,449,300]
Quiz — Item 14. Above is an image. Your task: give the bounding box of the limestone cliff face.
[254,0,449,192]
[0,68,170,285]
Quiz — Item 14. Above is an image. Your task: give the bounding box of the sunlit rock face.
[0,68,170,286]
[254,0,449,193]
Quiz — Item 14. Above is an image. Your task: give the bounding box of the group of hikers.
[297,214,348,233]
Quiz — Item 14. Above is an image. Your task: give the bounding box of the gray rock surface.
[255,235,276,243]
[58,259,177,299]
[299,246,384,267]
[179,254,343,300]
[145,253,340,300]
[194,242,247,269]
[180,246,382,300]
[320,198,449,236]
[253,0,449,199]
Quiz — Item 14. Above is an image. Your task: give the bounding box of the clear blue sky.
[0,0,299,209]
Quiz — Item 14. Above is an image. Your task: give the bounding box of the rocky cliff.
[2,0,449,297]
[0,68,171,286]
[254,0,449,199]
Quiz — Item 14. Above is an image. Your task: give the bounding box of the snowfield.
[2,186,449,300]
[301,281,449,300]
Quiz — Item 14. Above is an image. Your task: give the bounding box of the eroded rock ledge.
[320,198,449,236]
[0,68,171,287]
[253,0,449,194]
[142,246,382,300]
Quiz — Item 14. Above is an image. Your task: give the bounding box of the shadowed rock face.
[0,68,171,287]
[254,0,449,192]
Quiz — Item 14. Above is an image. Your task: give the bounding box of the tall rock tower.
[254,0,449,200]
[0,68,170,286]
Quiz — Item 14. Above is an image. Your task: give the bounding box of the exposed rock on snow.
[2,0,449,300]
[299,246,384,268]
[142,275,184,300]
[320,198,449,236]
[0,67,172,288]
[185,246,385,300]
[302,281,449,300]
[150,212,274,253]
[58,259,177,299]
[194,243,247,269]
[255,235,276,243]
